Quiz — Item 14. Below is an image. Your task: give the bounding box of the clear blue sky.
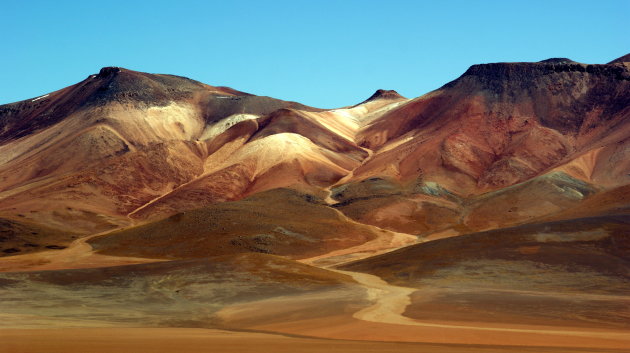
[2,0,628,108]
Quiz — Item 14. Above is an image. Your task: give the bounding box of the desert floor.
[2,328,627,353]
[1,224,629,353]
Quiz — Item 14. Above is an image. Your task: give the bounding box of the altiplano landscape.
[0,53,629,352]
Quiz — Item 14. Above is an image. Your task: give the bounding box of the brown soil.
[6,328,621,353]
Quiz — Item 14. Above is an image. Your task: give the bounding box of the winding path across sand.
[332,268,630,340]
[298,227,630,343]
[2,214,629,346]
[0,228,161,272]
[334,269,416,325]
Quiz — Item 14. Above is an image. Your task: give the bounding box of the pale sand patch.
[0,227,162,272]
[295,238,630,350]
[299,220,417,267]
[110,102,205,144]
[350,276,629,338]
[301,110,361,142]
[328,267,630,345]
[298,98,410,144]
[333,269,416,325]
[199,113,259,141]
[424,228,460,241]
[199,132,352,178]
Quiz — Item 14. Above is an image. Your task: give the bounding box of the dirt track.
[2,225,630,351]
[0,229,161,272]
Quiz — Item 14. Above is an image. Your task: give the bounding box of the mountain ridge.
[0,54,628,237]
[1,54,629,350]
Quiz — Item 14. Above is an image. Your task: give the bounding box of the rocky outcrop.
[362,89,406,103]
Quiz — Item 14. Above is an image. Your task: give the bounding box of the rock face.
[96,66,122,78]
[356,60,630,190]
[339,57,629,234]
[0,55,628,243]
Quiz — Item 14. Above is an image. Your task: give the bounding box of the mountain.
[1,55,629,351]
[0,67,322,232]
[0,67,411,233]
[336,57,630,234]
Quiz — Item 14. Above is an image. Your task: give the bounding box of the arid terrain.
[0,54,629,352]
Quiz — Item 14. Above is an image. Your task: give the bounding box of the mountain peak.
[363,89,405,103]
[449,59,630,93]
[96,66,122,78]
[539,58,577,64]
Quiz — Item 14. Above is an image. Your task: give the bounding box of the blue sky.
[1,0,628,108]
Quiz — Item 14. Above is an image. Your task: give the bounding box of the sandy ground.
[298,209,418,267]
[219,234,630,350]
[0,229,161,272]
[299,229,417,267]
[335,270,630,340]
[229,270,630,349]
[2,218,629,351]
[333,269,416,325]
[1,328,625,353]
[251,314,630,349]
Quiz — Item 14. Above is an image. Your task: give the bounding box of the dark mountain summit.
[539,57,577,64]
[0,67,317,144]
[362,89,406,103]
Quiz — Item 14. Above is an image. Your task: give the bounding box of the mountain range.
[1,54,629,352]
